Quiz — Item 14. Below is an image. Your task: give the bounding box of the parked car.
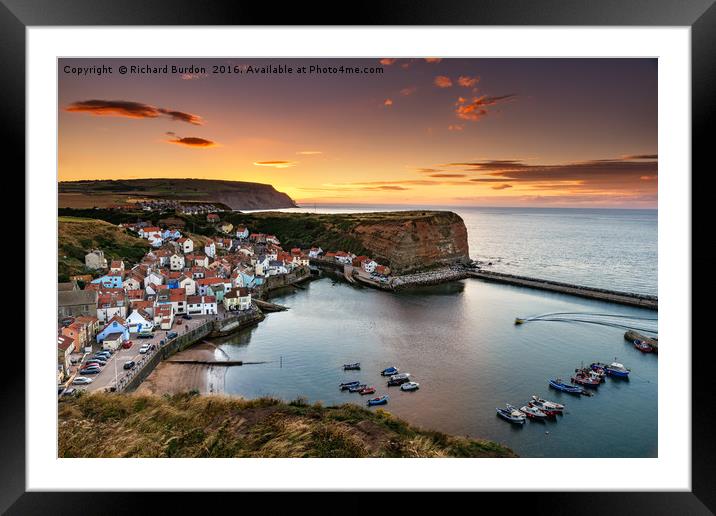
[79,368,101,375]
[122,340,133,349]
[123,360,136,370]
[72,376,93,385]
[62,388,77,397]
[94,352,111,359]
[182,314,192,320]
[167,331,178,339]
[139,344,150,354]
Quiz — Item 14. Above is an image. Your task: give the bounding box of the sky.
[58,58,657,208]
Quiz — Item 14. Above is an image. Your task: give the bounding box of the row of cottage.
[307,247,391,277]
[60,223,312,378]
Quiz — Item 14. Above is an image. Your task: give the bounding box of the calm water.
[264,206,657,296]
[216,278,658,458]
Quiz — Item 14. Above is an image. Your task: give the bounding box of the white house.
[204,241,216,259]
[138,226,162,239]
[187,295,217,315]
[178,237,194,254]
[126,309,154,334]
[122,275,142,292]
[109,260,125,273]
[178,275,196,296]
[254,255,270,276]
[169,253,185,271]
[308,247,323,258]
[335,251,354,265]
[144,271,164,288]
[223,287,252,311]
[267,260,288,276]
[153,304,174,330]
[361,259,378,274]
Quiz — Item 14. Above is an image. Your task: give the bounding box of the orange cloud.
[434,76,453,88]
[424,58,443,63]
[379,58,398,65]
[448,124,464,131]
[253,160,297,169]
[384,98,393,107]
[400,86,417,96]
[457,75,479,88]
[167,136,216,147]
[66,99,204,125]
[455,94,516,121]
[296,151,322,155]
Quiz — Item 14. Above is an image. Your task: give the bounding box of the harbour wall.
[120,308,265,392]
[468,270,658,310]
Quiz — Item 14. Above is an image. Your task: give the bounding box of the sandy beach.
[136,341,229,395]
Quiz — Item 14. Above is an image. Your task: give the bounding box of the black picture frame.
[3,0,708,512]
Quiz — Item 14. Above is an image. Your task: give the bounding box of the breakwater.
[468,270,658,310]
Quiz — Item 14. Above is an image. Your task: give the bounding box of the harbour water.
[268,206,658,297]
[215,277,658,458]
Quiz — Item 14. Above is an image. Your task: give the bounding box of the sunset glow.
[59,58,657,208]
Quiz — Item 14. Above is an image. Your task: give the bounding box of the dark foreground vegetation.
[58,392,516,458]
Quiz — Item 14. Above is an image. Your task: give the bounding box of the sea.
[218,205,658,457]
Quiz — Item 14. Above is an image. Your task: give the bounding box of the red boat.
[571,371,600,388]
[359,386,376,395]
[634,339,654,353]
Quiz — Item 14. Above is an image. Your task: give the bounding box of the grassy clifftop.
[58,393,515,458]
[58,216,150,281]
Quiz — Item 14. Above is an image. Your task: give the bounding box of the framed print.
[3,0,710,511]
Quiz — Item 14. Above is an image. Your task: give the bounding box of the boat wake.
[515,311,658,336]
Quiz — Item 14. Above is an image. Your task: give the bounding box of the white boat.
[400,381,420,391]
[387,373,411,386]
[496,404,526,424]
[530,395,564,412]
[519,404,548,420]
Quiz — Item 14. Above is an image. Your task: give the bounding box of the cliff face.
[349,211,470,273]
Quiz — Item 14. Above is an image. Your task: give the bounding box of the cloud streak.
[167,136,216,148]
[454,94,516,121]
[66,99,204,125]
[253,160,297,169]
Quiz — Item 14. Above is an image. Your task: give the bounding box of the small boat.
[519,404,548,420]
[387,373,411,386]
[339,380,361,390]
[343,363,361,370]
[634,339,654,353]
[496,404,526,424]
[605,361,631,378]
[348,383,367,393]
[530,395,564,413]
[367,395,389,406]
[549,378,585,395]
[358,386,376,395]
[400,381,420,391]
[528,398,561,416]
[571,371,601,388]
[381,366,399,376]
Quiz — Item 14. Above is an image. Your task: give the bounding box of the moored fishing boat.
[339,380,361,390]
[347,383,367,393]
[496,404,526,424]
[549,378,585,395]
[400,381,420,391]
[387,373,411,386]
[381,366,399,376]
[571,371,600,388]
[604,361,631,378]
[367,395,389,406]
[519,404,548,420]
[343,362,361,370]
[358,386,376,395]
[634,339,654,353]
[528,397,561,416]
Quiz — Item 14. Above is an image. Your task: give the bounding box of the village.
[57,212,392,396]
